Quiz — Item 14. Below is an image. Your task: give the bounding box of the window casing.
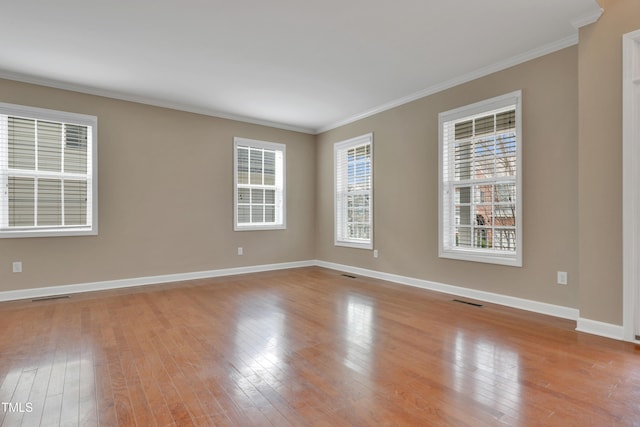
[334,133,373,249]
[234,137,285,230]
[439,91,522,266]
[0,102,97,238]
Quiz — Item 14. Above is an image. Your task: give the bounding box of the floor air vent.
[341,274,357,279]
[452,299,483,307]
[32,295,70,302]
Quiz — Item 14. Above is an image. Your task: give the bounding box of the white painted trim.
[233,137,286,231]
[1,259,578,321]
[333,133,374,250]
[570,4,604,29]
[570,10,603,30]
[622,29,640,343]
[315,260,578,320]
[3,259,630,344]
[0,33,581,137]
[316,36,578,134]
[438,92,522,267]
[0,70,315,135]
[0,102,98,238]
[576,318,624,341]
[0,260,315,302]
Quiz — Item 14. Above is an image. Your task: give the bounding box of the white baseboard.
[315,260,580,320]
[3,258,626,343]
[0,260,315,303]
[576,318,625,341]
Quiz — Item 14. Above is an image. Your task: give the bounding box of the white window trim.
[0,102,98,238]
[438,91,522,267]
[334,133,373,250]
[233,137,286,231]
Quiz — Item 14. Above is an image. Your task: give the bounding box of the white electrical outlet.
[557,271,568,285]
[237,247,243,256]
[373,249,379,258]
[12,261,22,273]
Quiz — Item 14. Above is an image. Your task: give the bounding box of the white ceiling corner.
[571,0,604,29]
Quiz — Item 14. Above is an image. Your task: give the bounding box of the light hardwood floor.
[1,267,639,426]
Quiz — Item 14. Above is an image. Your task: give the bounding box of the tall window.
[0,102,97,238]
[335,133,373,249]
[439,91,522,266]
[234,137,285,230]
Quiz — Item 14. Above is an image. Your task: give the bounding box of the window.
[234,137,285,230]
[0,102,97,238]
[334,133,373,249]
[439,91,522,266]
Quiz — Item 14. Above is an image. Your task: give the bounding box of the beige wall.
[0,79,316,291]
[578,0,640,324]
[316,47,580,308]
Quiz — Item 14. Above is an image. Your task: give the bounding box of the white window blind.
[234,137,285,230]
[0,102,97,238]
[439,92,521,266]
[334,133,373,249]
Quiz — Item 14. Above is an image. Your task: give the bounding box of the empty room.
[2,0,640,425]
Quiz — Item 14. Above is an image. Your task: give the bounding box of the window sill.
[439,247,522,267]
[0,227,98,239]
[234,224,286,231]
[335,240,373,250]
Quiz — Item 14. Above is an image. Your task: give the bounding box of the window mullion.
[260,148,265,223]
[33,176,38,227]
[340,155,348,240]
[456,176,515,186]
[490,184,495,249]
[61,123,65,226]
[34,120,39,227]
[448,182,455,247]
[471,185,476,248]
[0,115,7,230]
[61,178,65,227]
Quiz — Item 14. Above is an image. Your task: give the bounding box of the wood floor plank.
[59,350,81,426]
[21,358,54,427]
[37,349,67,427]
[77,351,98,427]
[105,348,137,426]
[2,267,640,426]
[93,350,117,426]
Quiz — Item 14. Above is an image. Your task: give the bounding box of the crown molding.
[0,29,591,137]
[314,34,579,134]
[0,70,315,135]
[571,4,604,29]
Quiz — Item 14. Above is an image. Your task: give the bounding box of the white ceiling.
[0,1,603,134]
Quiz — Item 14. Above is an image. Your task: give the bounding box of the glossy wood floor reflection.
[1,267,640,426]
